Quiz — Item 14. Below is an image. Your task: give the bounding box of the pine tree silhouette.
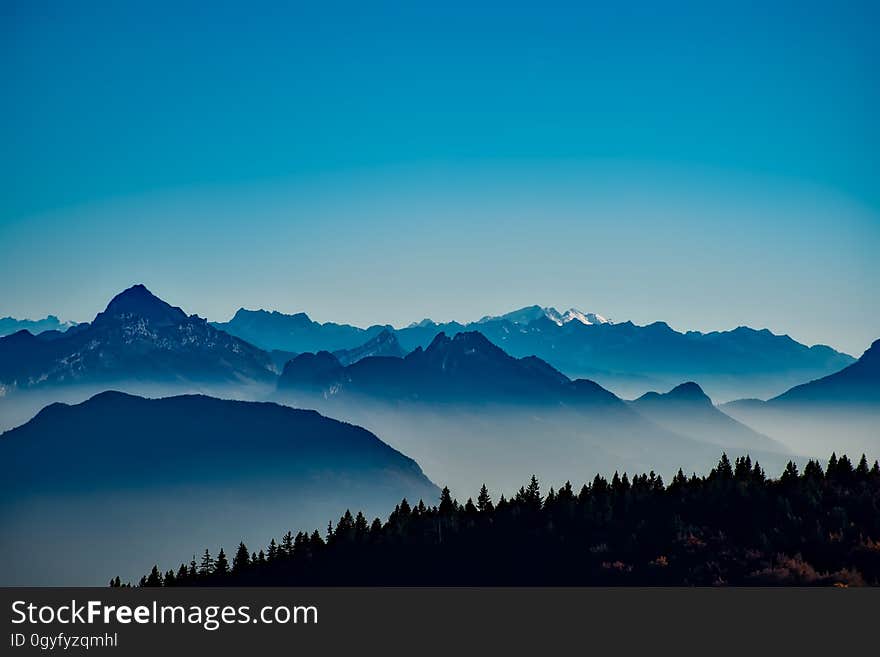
[233,542,250,573]
[198,549,214,576]
[477,484,493,512]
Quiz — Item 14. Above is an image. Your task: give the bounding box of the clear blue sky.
[2,1,878,354]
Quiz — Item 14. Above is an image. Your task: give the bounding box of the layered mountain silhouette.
[216,304,854,401]
[767,338,880,405]
[0,285,275,391]
[0,315,77,337]
[281,330,619,406]
[211,308,389,353]
[276,331,794,496]
[0,391,437,585]
[722,338,880,459]
[630,382,786,453]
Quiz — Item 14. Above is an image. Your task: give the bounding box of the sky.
[1,1,878,355]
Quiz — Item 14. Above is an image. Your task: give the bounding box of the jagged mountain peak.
[424,330,500,356]
[477,305,611,327]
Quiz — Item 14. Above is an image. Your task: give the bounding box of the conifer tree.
[354,511,369,539]
[233,542,250,573]
[145,565,163,587]
[215,548,229,576]
[781,460,799,483]
[281,531,294,556]
[477,484,493,512]
[198,549,214,576]
[439,487,455,514]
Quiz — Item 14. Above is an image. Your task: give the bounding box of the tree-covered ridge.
[122,453,880,587]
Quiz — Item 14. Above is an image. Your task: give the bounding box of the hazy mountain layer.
[0,392,437,585]
[630,382,787,454]
[211,308,390,353]
[215,304,854,401]
[0,315,77,337]
[722,339,880,459]
[276,332,794,496]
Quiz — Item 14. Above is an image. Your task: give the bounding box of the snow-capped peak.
[479,306,611,327]
[559,308,610,326]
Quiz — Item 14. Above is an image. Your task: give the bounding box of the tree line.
[117,453,880,587]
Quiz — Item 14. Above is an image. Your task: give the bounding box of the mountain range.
[5,288,856,404]
[211,308,391,354]
[0,315,77,337]
[275,329,794,495]
[216,304,855,401]
[0,391,437,585]
[721,339,880,459]
[2,284,876,585]
[0,285,275,393]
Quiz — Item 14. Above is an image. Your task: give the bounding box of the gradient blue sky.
[2,1,878,354]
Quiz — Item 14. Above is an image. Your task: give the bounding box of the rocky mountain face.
[0,285,275,392]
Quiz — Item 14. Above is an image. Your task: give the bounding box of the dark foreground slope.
[0,392,437,585]
[134,453,880,587]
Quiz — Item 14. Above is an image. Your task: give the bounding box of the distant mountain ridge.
[0,285,275,391]
[276,330,795,496]
[217,304,854,401]
[475,305,611,327]
[3,290,860,404]
[280,330,619,406]
[211,308,389,353]
[0,315,77,337]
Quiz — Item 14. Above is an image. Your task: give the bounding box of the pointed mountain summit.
[0,285,274,390]
[635,381,712,406]
[94,284,187,326]
[631,382,787,454]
